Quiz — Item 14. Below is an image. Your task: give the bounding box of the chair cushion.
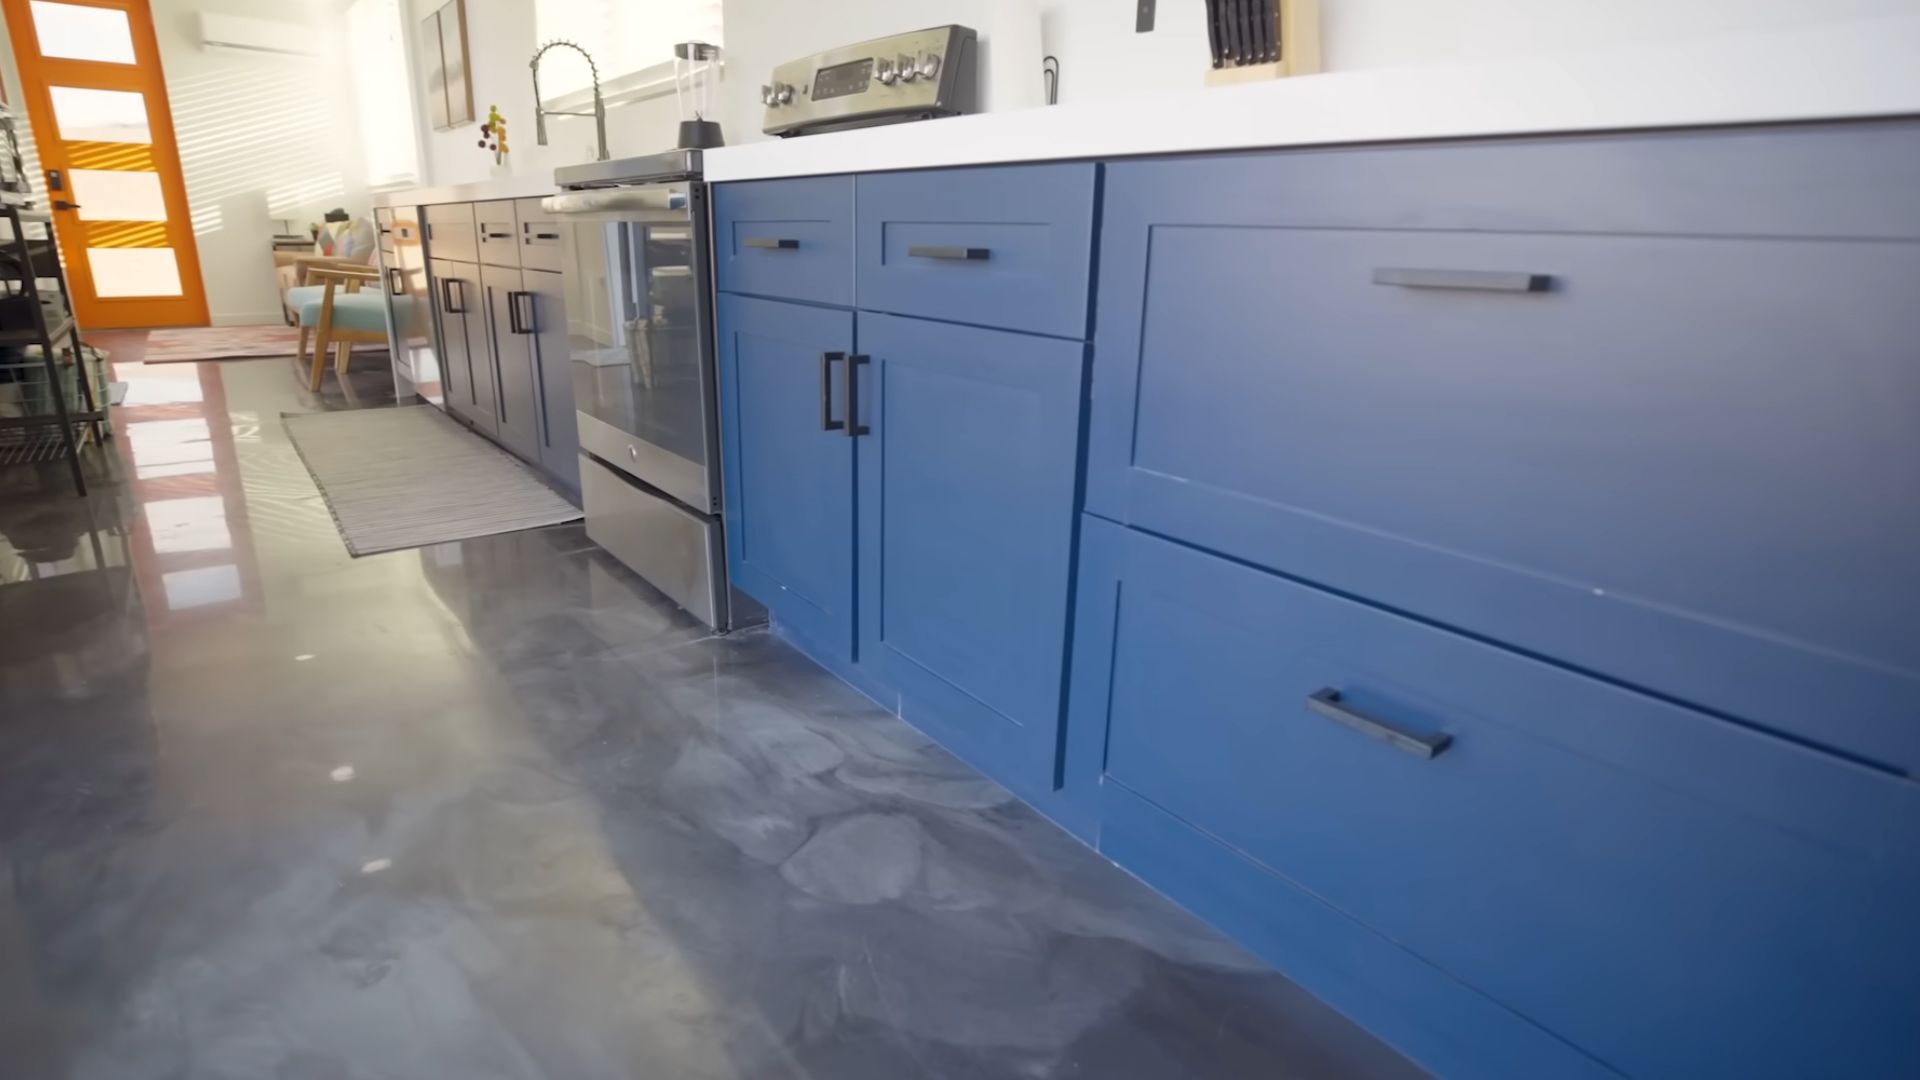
[285,284,329,310]
[297,292,388,333]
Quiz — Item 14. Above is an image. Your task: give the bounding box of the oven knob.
[760,83,775,105]
[775,82,794,104]
[875,57,897,85]
[897,53,918,82]
[917,51,942,80]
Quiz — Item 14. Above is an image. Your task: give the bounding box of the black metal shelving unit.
[0,202,103,494]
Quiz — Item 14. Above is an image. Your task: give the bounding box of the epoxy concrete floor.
[0,349,1429,1079]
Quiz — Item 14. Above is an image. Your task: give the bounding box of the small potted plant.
[479,106,510,175]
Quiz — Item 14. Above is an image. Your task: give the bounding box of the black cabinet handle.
[387,267,403,295]
[1306,688,1452,759]
[482,228,514,240]
[907,244,989,261]
[525,230,562,243]
[1372,268,1551,293]
[819,351,844,431]
[844,353,869,438]
[743,237,799,250]
[506,290,535,335]
[440,278,466,313]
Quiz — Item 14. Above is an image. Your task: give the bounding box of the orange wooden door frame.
[3,0,208,328]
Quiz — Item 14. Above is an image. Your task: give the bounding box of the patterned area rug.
[282,406,580,556]
[140,324,386,364]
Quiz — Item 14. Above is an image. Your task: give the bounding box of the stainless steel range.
[544,150,740,629]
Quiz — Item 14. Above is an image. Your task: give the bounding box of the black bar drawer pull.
[844,353,869,437]
[1306,688,1453,759]
[526,230,562,243]
[744,237,799,250]
[908,244,990,261]
[482,229,514,240]
[387,266,403,296]
[819,351,844,431]
[1373,268,1551,293]
[439,278,466,313]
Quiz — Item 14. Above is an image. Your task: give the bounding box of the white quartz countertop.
[373,173,557,209]
[703,14,1920,183]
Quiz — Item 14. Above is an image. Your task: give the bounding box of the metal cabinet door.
[522,268,578,490]
[479,260,539,461]
[429,257,495,436]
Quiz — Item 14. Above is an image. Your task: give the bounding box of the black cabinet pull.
[386,266,403,295]
[482,227,514,240]
[1306,688,1452,759]
[743,237,799,250]
[907,244,989,261]
[440,278,466,313]
[844,354,870,437]
[819,351,844,431]
[506,290,535,335]
[526,230,562,243]
[1372,268,1551,293]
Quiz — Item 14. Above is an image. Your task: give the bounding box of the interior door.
[2,0,207,328]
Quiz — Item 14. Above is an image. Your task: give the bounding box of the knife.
[1241,0,1256,66]
[1232,0,1247,66]
[1205,0,1223,68]
[1262,0,1277,63]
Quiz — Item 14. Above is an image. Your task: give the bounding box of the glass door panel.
[27,0,135,63]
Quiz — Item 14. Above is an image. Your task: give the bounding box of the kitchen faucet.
[530,40,609,162]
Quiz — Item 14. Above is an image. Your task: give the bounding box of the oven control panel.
[761,25,978,138]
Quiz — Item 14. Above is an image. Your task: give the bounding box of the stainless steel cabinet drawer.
[855,163,1097,338]
[424,202,478,263]
[712,176,853,306]
[516,196,563,273]
[1072,516,1920,1080]
[475,199,520,267]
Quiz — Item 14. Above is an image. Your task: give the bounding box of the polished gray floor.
[0,352,1428,1079]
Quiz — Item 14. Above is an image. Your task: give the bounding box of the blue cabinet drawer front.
[1091,148,1920,773]
[855,313,1087,798]
[716,294,856,657]
[1072,516,1920,1080]
[713,177,854,306]
[856,164,1097,338]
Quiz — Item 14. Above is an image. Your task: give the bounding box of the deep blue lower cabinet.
[854,313,1087,801]
[712,123,1920,1080]
[1070,515,1920,1080]
[716,294,856,660]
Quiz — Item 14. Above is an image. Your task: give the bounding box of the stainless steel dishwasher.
[543,151,744,630]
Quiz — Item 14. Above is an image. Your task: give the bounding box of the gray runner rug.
[283,406,581,556]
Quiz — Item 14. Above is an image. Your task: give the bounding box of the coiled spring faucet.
[530,40,609,162]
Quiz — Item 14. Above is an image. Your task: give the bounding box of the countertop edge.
[703,14,1920,183]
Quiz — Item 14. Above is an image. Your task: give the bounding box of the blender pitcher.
[674,42,724,149]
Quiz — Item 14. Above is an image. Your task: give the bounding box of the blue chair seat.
[296,290,388,333]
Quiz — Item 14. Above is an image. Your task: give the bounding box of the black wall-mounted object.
[1136,0,1156,33]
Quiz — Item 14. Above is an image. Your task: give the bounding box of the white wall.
[405,0,1920,184]
[405,0,682,187]
[150,0,371,325]
[1037,0,1920,106]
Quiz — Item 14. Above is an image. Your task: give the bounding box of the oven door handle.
[541,189,691,217]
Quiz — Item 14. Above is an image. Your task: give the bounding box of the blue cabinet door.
[1072,515,1920,1080]
[853,312,1087,798]
[717,294,856,659]
[1089,129,1920,775]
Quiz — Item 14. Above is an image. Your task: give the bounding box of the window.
[345,0,420,188]
[532,0,723,108]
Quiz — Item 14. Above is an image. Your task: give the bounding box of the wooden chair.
[289,265,385,391]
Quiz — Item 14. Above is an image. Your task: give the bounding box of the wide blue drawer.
[713,176,854,307]
[855,163,1097,338]
[1071,515,1920,1080]
[1088,123,1920,774]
